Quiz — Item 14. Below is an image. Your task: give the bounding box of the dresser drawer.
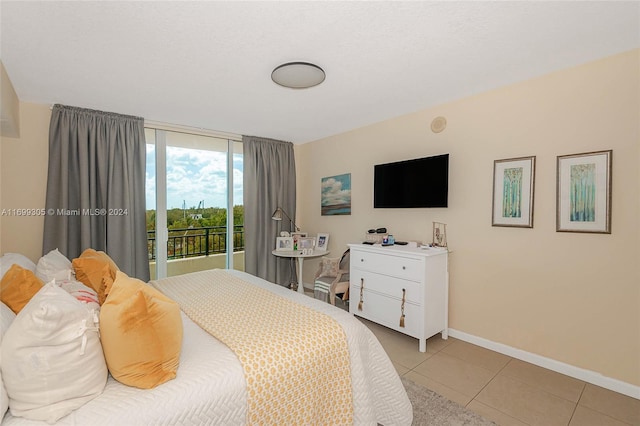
[348,244,449,353]
[350,270,422,304]
[350,288,422,338]
[351,250,423,281]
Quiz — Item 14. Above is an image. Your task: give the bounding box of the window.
[145,127,243,279]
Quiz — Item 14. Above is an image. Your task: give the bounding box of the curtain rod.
[48,105,241,141]
[144,120,242,141]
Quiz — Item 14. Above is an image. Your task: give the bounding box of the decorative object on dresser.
[363,227,389,244]
[348,243,449,352]
[492,156,536,228]
[432,222,447,248]
[556,150,612,234]
[364,233,385,244]
[382,234,395,246]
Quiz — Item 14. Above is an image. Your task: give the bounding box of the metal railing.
[147,225,245,260]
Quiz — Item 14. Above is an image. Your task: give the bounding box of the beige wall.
[0,102,50,262]
[297,49,640,389]
[1,61,20,138]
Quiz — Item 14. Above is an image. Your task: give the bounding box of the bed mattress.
[2,269,411,426]
[2,307,246,426]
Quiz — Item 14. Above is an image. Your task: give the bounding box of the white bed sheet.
[2,269,411,426]
[2,308,247,426]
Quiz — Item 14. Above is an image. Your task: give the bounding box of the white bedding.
[2,269,411,426]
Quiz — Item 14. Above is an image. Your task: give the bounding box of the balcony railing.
[147,225,245,260]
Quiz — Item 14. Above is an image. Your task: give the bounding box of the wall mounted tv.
[374,153,449,208]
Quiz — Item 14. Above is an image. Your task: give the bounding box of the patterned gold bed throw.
[152,269,353,425]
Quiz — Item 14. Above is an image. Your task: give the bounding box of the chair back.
[339,249,350,271]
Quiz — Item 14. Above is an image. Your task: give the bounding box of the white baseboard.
[448,328,640,400]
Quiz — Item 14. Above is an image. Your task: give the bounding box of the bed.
[1,268,412,425]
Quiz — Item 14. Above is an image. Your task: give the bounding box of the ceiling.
[1,1,638,144]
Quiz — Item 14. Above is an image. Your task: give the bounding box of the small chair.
[313,249,350,308]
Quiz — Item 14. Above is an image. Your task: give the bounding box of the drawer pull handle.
[358,278,364,311]
[402,266,406,270]
[399,288,406,328]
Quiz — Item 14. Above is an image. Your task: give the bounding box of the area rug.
[402,377,496,425]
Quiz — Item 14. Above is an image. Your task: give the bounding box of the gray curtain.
[243,136,296,286]
[43,104,149,282]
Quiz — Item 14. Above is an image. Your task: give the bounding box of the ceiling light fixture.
[271,62,325,89]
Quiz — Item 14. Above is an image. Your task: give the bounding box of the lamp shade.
[271,208,284,221]
[271,207,299,231]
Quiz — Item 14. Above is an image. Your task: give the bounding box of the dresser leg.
[419,339,426,352]
[441,329,449,340]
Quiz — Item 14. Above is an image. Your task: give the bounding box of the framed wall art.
[321,173,351,215]
[556,150,612,234]
[492,156,536,228]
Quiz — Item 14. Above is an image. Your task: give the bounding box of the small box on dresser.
[348,243,448,352]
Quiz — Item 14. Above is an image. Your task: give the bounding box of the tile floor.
[359,318,640,426]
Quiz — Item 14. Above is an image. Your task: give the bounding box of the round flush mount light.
[271,62,326,89]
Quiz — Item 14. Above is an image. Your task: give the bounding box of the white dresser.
[348,243,449,352]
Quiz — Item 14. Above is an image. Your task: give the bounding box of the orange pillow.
[72,249,119,305]
[99,271,183,389]
[0,264,44,314]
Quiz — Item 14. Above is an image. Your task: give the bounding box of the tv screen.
[374,154,449,208]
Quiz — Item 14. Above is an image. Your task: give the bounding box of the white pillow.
[0,301,16,338]
[0,302,16,416]
[59,279,100,313]
[0,253,36,281]
[1,282,107,423]
[35,248,74,283]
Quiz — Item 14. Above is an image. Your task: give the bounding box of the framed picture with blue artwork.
[321,173,351,216]
[556,150,612,234]
[315,233,329,252]
[492,156,536,228]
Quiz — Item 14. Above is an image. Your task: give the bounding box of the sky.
[321,173,351,206]
[146,145,243,210]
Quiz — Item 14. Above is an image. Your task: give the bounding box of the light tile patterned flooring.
[359,318,640,426]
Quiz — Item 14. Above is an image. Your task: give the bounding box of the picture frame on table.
[291,232,308,250]
[492,156,536,228]
[556,150,612,234]
[315,233,329,251]
[275,237,293,251]
[299,237,315,251]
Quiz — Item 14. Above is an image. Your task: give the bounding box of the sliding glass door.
[145,127,243,279]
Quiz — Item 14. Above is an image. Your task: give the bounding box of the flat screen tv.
[374,154,449,208]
